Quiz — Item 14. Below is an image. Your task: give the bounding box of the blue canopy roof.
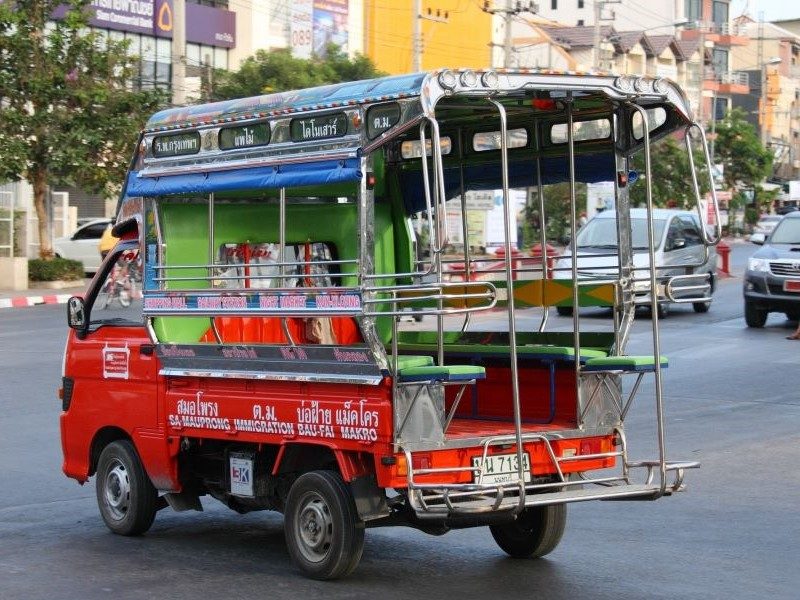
[126,158,362,197]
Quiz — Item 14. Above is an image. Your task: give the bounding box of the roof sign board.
[219,123,271,151]
[290,113,349,142]
[153,132,201,158]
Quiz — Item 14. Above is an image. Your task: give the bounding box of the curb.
[0,293,75,310]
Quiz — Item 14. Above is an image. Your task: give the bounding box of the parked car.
[554,208,717,317]
[751,214,782,241]
[53,218,112,274]
[743,211,800,327]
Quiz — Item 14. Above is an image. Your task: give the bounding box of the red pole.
[716,240,731,278]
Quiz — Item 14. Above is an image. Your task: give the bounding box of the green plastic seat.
[397,364,486,382]
[395,355,435,370]
[583,355,669,372]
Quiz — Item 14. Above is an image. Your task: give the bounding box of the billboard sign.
[291,0,314,60]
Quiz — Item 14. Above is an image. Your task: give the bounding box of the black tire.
[490,504,567,559]
[693,300,711,313]
[744,301,768,328]
[284,470,364,580]
[555,306,573,317]
[655,302,669,319]
[95,440,158,536]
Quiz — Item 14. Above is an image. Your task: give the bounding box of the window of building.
[577,19,584,26]
[713,97,728,120]
[551,0,558,10]
[188,0,229,8]
[712,1,728,27]
[578,0,584,8]
[685,0,701,22]
[712,48,728,77]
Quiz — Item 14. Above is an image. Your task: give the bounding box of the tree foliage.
[211,46,385,101]
[0,0,165,258]
[629,134,709,209]
[713,107,773,191]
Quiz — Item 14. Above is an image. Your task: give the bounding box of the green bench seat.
[397,364,487,383]
[582,355,669,372]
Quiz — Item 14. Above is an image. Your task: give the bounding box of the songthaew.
[60,68,719,580]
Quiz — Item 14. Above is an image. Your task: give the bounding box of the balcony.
[704,70,750,95]
[681,21,749,47]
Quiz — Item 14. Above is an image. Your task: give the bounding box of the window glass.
[92,248,143,324]
[74,222,109,240]
[678,216,702,246]
[214,242,339,289]
[186,43,201,67]
[770,218,800,244]
[401,137,453,159]
[632,107,668,139]
[551,119,612,144]
[576,217,667,250]
[214,47,228,70]
[472,128,528,152]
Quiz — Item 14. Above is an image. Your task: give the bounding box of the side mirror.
[672,237,686,250]
[749,232,766,245]
[67,296,87,332]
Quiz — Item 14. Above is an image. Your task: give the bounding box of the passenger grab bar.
[685,124,722,246]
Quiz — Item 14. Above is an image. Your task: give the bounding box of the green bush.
[28,257,84,282]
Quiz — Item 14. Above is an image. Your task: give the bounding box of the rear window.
[551,118,612,144]
[214,242,338,289]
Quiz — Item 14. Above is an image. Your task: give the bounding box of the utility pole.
[482,1,538,68]
[413,1,450,72]
[593,0,620,70]
[757,12,766,146]
[171,0,186,106]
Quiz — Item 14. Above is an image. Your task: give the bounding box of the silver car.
[554,208,717,317]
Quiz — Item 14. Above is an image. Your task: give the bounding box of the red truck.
[61,69,712,579]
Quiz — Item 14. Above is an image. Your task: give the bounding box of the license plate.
[783,280,800,292]
[472,452,531,484]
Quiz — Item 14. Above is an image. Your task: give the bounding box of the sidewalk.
[0,280,89,309]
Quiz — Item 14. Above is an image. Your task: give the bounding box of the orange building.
[364,1,493,74]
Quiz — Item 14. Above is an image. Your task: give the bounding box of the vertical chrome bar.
[685,124,722,246]
[357,154,389,372]
[488,98,525,506]
[459,138,472,334]
[429,118,449,248]
[630,103,667,496]
[419,123,437,256]
[278,188,295,346]
[208,192,215,272]
[533,123,550,332]
[565,97,582,391]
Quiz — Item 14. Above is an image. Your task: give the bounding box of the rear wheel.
[95,440,158,536]
[692,300,711,313]
[745,301,768,328]
[284,470,364,580]
[490,504,567,559]
[555,306,573,317]
[655,302,669,319]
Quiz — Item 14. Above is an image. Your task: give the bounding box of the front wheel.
[744,301,768,328]
[95,440,158,536]
[693,300,711,313]
[490,504,567,559]
[284,471,364,580]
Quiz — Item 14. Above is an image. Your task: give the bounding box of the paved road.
[1,243,798,599]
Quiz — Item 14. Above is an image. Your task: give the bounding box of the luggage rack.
[402,430,699,517]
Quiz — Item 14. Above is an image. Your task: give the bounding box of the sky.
[730,0,800,22]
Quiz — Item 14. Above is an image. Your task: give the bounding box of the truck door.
[65,243,159,431]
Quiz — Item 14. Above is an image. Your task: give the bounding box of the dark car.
[743,211,800,327]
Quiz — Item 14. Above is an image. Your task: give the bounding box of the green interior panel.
[153,198,399,343]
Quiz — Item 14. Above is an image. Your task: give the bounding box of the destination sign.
[219,122,271,150]
[152,132,201,158]
[366,103,401,139]
[290,113,348,142]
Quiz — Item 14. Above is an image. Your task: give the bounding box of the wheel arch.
[273,442,374,482]
[89,426,132,476]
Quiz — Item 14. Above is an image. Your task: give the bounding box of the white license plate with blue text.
[472,452,531,484]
